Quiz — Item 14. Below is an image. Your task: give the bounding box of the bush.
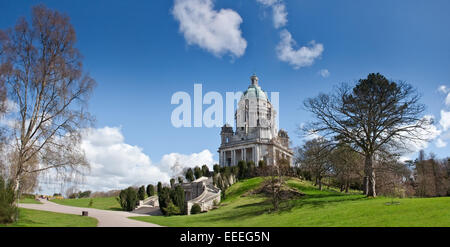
[213,164,220,175]
[190,203,201,215]
[157,182,163,194]
[202,165,210,177]
[138,186,146,200]
[158,184,186,216]
[170,185,186,214]
[117,187,138,211]
[158,187,171,215]
[88,198,94,207]
[146,184,155,197]
[22,193,35,199]
[0,176,17,224]
[185,168,194,182]
[194,166,203,180]
[164,201,181,216]
[78,190,91,198]
[238,160,247,179]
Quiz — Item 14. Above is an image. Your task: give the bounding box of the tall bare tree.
[0,5,95,196]
[303,73,430,197]
[296,138,333,190]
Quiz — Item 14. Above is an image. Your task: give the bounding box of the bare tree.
[329,144,364,193]
[375,151,412,198]
[263,158,290,211]
[413,152,449,197]
[296,138,333,190]
[0,5,95,197]
[303,73,430,197]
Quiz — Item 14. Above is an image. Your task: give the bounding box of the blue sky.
[1,0,449,192]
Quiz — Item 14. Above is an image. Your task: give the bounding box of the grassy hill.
[51,196,122,211]
[130,177,450,227]
[0,208,98,227]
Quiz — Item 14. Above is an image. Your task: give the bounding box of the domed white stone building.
[218,75,293,167]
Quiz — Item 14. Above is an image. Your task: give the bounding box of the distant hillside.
[130,177,450,227]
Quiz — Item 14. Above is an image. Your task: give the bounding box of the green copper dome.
[241,74,269,100]
[242,84,269,100]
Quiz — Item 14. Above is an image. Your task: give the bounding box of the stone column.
[243,148,246,162]
[252,146,256,163]
[255,145,259,164]
[232,149,236,166]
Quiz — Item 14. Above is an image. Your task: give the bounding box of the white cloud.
[172,0,247,58]
[39,126,218,193]
[438,85,449,94]
[256,0,277,5]
[272,3,288,28]
[437,85,450,106]
[160,149,216,177]
[276,29,324,69]
[440,110,450,131]
[256,0,287,28]
[79,127,171,192]
[436,138,447,148]
[319,69,330,78]
[410,115,441,149]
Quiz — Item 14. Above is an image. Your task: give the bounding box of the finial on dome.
[250,74,259,85]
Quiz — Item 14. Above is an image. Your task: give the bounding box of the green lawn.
[19,198,42,204]
[130,177,450,227]
[51,196,122,211]
[0,208,98,227]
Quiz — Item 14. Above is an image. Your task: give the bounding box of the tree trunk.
[318,178,322,190]
[364,154,376,197]
[363,176,368,195]
[345,181,349,193]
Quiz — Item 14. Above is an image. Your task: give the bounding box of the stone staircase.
[132,196,162,215]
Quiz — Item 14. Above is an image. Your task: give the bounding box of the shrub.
[78,190,91,198]
[164,201,181,216]
[117,187,138,211]
[258,160,266,169]
[138,186,146,200]
[146,184,155,197]
[88,198,94,207]
[170,185,186,214]
[238,160,247,179]
[194,166,203,180]
[0,176,17,224]
[185,168,194,182]
[22,193,35,199]
[190,203,201,215]
[247,161,255,177]
[158,187,171,215]
[213,164,220,175]
[157,182,162,194]
[202,165,210,177]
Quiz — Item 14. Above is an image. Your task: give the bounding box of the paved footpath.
[19,199,161,227]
